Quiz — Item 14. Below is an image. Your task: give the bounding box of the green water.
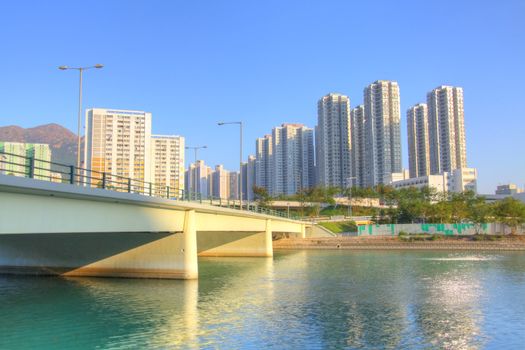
[1,250,525,349]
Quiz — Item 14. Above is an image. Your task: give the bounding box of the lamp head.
[94,64,104,69]
[58,66,68,70]
[217,122,224,126]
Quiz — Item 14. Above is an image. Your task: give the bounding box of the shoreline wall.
[357,223,524,236]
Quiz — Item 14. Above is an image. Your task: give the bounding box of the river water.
[1,250,525,349]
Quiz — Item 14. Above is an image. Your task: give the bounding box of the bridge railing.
[0,150,196,199]
[0,150,300,220]
[203,196,302,220]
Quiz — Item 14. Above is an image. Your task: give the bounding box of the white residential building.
[363,80,402,187]
[242,155,256,202]
[151,135,185,197]
[427,86,467,174]
[185,160,212,199]
[255,134,273,191]
[316,93,352,188]
[212,164,230,199]
[255,124,314,196]
[350,105,365,187]
[407,103,430,178]
[271,123,314,196]
[228,171,240,200]
[84,108,152,190]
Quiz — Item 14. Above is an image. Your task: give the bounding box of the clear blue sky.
[0,0,523,193]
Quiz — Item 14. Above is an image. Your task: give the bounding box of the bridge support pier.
[182,210,199,279]
[196,218,273,258]
[265,219,273,257]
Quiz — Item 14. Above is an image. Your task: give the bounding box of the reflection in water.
[1,251,525,349]
[411,262,484,349]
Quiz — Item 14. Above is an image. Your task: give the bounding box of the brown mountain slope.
[0,123,78,167]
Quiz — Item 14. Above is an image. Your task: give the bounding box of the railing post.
[127,178,132,193]
[69,165,75,184]
[149,182,152,196]
[102,172,107,189]
[28,157,35,179]
[166,186,170,199]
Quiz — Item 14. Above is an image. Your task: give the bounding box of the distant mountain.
[0,123,78,168]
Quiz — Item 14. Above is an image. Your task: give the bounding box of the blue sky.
[0,0,523,193]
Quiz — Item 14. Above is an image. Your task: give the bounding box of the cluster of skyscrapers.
[0,81,475,200]
[250,81,476,197]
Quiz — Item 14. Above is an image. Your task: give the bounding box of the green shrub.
[472,234,503,241]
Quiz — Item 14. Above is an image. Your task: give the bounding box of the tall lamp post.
[58,64,104,170]
[218,121,243,210]
[185,145,207,200]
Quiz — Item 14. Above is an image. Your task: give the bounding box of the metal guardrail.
[0,150,300,220]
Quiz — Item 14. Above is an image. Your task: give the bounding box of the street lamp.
[218,121,243,210]
[185,145,207,200]
[58,64,104,170]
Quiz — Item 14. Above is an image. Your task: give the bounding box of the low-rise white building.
[383,170,409,185]
[448,167,477,193]
[495,184,524,195]
[390,167,477,194]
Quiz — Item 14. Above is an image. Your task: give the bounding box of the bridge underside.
[0,177,307,279]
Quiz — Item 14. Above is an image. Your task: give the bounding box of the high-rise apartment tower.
[407,103,430,178]
[427,86,467,174]
[84,108,152,189]
[316,93,352,188]
[350,105,365,187]
[363,81,402,186]
[151,135,185,197]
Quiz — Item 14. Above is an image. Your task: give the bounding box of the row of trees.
[374,187,525,234]
[253,185,525,233]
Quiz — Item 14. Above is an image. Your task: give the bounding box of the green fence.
[357,223,491,236]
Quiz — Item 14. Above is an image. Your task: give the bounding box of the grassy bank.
[318,221,357,233]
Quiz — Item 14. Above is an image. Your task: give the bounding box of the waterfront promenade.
[274,236,525,251]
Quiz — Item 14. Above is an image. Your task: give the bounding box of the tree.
[493,197,525,234]
[447,192,470,223]
[253,186,272,208]
[395,187,429,223]
[466,194,492,234]
[296,186,339,217]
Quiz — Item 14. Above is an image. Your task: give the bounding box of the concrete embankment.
[273,236,525,251]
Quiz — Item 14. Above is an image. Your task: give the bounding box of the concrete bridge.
[0,175,315,280]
